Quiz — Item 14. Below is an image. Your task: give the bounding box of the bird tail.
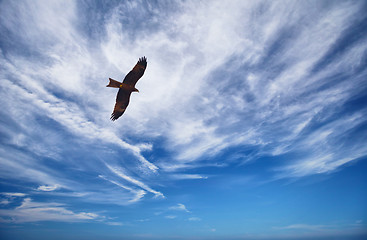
[106,78,122,88]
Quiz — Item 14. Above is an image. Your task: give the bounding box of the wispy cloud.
[37,185,60,192]
[188,217,201,221]
[0,197,101,223]
[98,175,147,203]
[0,193,27,206]
[274,223,329,231]
[272,221,367,239]
[169,203,190,213]
[105,222,125,226]
[105,164,164,199]
[170,174,208,180]
[2,193,26,198]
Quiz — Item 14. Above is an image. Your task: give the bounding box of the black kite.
[107,57,147,121]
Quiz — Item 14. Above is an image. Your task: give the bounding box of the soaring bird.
[107,57,147,121]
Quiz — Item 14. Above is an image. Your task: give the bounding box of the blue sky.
[0,0,367,239]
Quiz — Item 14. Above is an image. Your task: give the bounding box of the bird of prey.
[107,56,147,121]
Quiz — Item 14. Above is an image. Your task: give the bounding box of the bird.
[106,56,147,121]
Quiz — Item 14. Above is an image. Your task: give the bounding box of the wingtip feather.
[138,56,147,67]
[110,110,125,121]
[110,113,118,121]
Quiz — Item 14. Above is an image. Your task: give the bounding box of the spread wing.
[110,88,132,121]
[122,56,147,87]
[110,57,147,121]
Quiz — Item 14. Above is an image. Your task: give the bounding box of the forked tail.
[106,78,122,88]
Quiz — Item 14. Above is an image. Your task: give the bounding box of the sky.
[0,0,367,239]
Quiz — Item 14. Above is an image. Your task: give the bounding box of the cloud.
[105,164,164,199]
[275,110,367,177]
[165,215,177,219]
[98,175,147,203]
[136,218,150,222]
[37,184,60,192]
[170,174,208,180]
[106,222,125,226]
[274,224,329,231]
[0,146,62,187]
[188,217,201,221]
[2,193,26,197]
[0,198,101,223]
[169,203,190,213]
[0,192,27,206]
[271,222,367,240]
[0,200,10,205]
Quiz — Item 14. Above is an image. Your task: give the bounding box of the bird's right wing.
[122,57,147,87]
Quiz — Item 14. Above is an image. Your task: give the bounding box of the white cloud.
[37,184,60,192]
[105,164,164,199]
[136,218,150,222]
[274,224,328,231]
[0,198,101,223]
[98,175,147,203]
[276,110,367,177]
[0,199,10,205]
[165,215,177,219]
[106,222,125,226]
[188,217,201,221]
[0,148,63,188]
[170,174,208,180]
[169,203,190,213]
[2,193,26,197]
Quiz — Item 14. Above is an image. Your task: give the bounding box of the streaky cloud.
[0,197,102,223]
[105,164,164,199]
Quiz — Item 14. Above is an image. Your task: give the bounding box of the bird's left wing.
[110,88,132,121]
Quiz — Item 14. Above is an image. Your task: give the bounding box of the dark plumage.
[106,57,147,121]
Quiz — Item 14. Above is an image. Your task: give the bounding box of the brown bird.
[107,57,147,121]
